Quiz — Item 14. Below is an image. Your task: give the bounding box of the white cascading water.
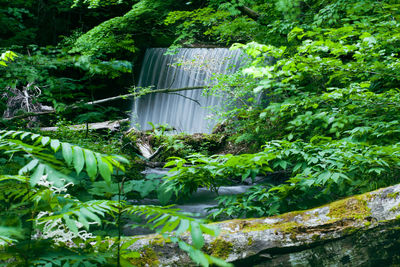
[131,48,243,134]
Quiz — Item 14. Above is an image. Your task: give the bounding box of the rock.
[124,183,400,266]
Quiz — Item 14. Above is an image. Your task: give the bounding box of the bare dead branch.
[4,86,208,121]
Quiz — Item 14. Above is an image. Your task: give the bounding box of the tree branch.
[87,86,206,105]
[168,92,201,106]
[4,86,208,121]
[238,6,261,21]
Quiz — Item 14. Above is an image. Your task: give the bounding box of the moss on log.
[124,183,400,266]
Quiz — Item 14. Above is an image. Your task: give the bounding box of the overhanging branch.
[4,86,208,121]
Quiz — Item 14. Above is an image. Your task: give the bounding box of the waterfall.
[131,48,243,134]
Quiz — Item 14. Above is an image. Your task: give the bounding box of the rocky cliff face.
[125,183,400,266]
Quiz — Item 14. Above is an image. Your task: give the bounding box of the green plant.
[209,138,400,218]
[0,51,17,66]
[164,0,400,220]
[163,152,273,199]
[0,130,231,266]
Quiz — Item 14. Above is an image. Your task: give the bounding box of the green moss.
[387,192,400,199]
[129,247,160,267]
[247,237,253,246]
[227,193,373,244]
[311,234,321,242]
[242,209,314,234]
[327,195,371,221]
[364,221,372,227]
[389,199,400,213]
[204,238,233,260]
[149,237,171,247]
[277,221,300,234]
[243,222,272,232]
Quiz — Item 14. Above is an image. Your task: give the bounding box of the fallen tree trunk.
[4,86,207,121]
[40,119,129,132]
[124,183,400,266]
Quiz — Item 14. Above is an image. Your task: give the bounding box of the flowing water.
[131,48,243,134]
[143,168,252,217]
[123,168,255,236]
[125,48,247,235]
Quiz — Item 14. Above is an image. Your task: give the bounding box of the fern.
[0,130,230,266]
[124,204,231,267]
[0,130,128,185]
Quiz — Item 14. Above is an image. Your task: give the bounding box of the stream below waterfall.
[142,167,252,217]
[123,167,275,236]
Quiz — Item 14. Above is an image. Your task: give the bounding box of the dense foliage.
[0,130,229,266]
[162,0,400,219]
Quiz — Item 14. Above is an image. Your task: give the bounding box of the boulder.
[125,183,400,266]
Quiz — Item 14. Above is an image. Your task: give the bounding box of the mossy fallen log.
[124,183,400,266]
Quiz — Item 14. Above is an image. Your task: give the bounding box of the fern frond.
[37,199,119,232]
[124,204,231,267]
[0,130,128,184]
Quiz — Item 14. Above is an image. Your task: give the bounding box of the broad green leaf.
[157,184,173,205]
[30,163,45,186]
[50,139,60,152]
[77,212,90,230]
[84,149,97,179]
[112,155,129,164]
[189,249,209,267]
[96,153,112,183]
[208,255,233,267]
[72,146,85,174]
[200,225,219,236]
[63,215,78,234]
[161,217,180,232]
[80,207,101,225]
[30,133,40,141]
[62,142,73,166]
[41,136,50,146]
[317,171,331,185]
[190,222,204,249]
[138,180,159,198]
[20,132,30,140]
[19,159,39,175]
[176,219,190,235]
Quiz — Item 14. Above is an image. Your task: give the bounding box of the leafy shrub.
[0,130,230,266]
[164,0,400,220]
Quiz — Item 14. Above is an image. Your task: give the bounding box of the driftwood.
[40,119,129,132]
[124,183,400,266]
[2,84,54,123]
[124,127,166,160]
